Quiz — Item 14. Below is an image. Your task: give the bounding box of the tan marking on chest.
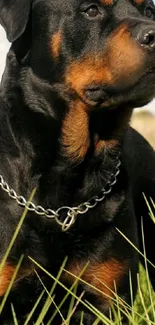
[51,31,62,58]
[95,139,118,154]
[62,101,90,161]
[62,103,121,160]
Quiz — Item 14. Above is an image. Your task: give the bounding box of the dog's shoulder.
[123,126,155,183]
[125,125,155,157]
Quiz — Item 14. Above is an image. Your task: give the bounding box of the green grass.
[0,194,155,324]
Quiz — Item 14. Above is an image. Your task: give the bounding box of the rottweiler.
[0,0,155,324]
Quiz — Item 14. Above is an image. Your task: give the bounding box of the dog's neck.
[0,50,132,230]
[0,50,131,200]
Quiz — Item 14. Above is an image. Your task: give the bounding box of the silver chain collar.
[0,156,121,232]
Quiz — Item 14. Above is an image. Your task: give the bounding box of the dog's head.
[1,0,155,158]
[1,0,155,106]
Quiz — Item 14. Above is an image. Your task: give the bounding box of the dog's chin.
[80,76,155,111]
[81,93,153,111]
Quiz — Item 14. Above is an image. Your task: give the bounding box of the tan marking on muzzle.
[65,25,145,103]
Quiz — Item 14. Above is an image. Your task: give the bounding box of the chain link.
[0,156,121,232]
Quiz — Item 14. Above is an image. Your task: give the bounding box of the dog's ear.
[0,0,31,42]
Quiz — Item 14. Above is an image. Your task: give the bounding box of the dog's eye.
[85,5,100,18]
[145,6,155,19]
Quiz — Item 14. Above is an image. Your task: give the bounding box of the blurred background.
[0,25,155,148]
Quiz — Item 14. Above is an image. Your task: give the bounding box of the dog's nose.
[137,27,155,49]
[85,87,108,103]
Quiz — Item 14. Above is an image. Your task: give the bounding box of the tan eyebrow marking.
[100,0,114,5]
[133,0,145,4]
[100,0,117,5]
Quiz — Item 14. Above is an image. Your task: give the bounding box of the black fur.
[0,0,155,324]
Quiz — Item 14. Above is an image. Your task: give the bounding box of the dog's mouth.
[84,85,109,105]
[65,50,155,109]
[79,67,155,109]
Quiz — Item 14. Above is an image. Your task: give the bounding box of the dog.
[0,0,155,323]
